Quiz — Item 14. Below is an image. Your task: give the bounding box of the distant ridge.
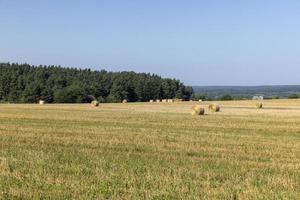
[192,85,300,99]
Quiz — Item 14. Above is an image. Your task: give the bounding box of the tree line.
[0,63,193,103]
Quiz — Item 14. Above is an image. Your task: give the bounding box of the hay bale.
[122,99,128,103]
[149,100,154,103]
[167,99,174,103]
[191,105,205,115]
[91,100,99,107]
[174,99,183,102]
[256,102,263,109]
[156,99,161,103]
[208,103,220,112]
[39,100,45,105]
[162,99,167,103]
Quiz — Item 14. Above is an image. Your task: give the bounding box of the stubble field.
[0,100,299,199]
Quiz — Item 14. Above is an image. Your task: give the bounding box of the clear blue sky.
[1,0,300,85]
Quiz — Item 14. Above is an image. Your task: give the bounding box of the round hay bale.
[256,102,263,109]
[91,100,99,107]
[39,100,45,105]
[174,99,183,102]
[122,99,128,103]
[149,99,154,103]
[191,105,205,115]
[208,103,220,112]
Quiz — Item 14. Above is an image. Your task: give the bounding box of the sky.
[1,0,300,86]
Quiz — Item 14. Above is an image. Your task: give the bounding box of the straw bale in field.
[91,100,100,107]
[162,99,167,103]
[208,103,220,112]
[256,102,263,109]
[149,100,154,103]
[122,99,128,103]
[39,100,45,105]
[174,99,183,102]
[167,99,174,103]
[191,105,205,115]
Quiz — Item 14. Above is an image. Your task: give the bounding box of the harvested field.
[0,100,299,199]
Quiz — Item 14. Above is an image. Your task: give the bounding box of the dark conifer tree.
[0,63,193,103]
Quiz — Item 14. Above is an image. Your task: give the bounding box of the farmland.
[0,100,299,199]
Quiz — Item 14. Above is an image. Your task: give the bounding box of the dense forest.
[0,63,193,103]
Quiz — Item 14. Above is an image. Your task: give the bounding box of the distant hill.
[192,85,300,99]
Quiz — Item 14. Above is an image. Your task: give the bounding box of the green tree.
[0,63,193,103]
[288,93,299,99]
[54,85,86,103]
[218,94,233,101]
